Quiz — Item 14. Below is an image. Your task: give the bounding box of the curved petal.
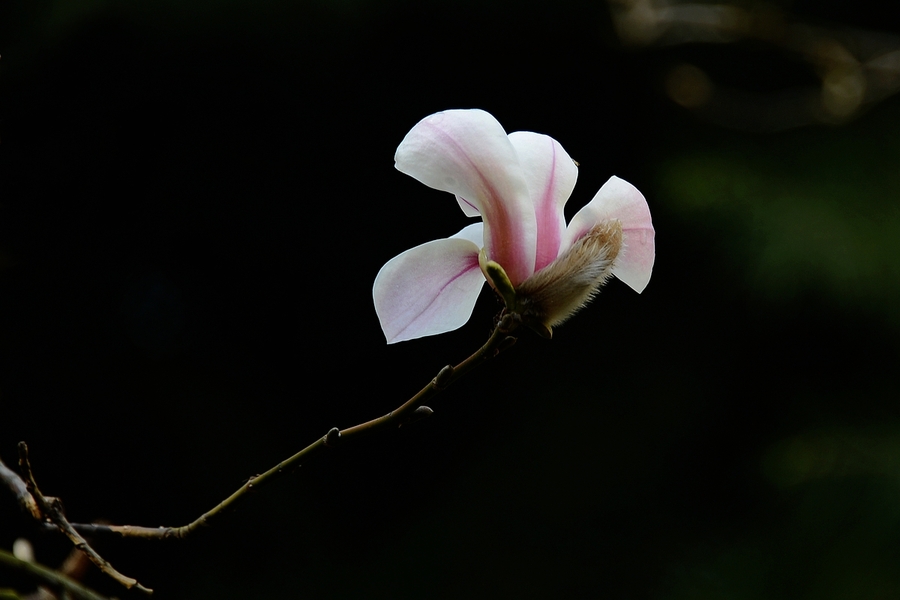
[451,222,484,247]
[373,233,484,343]
[508,131,578,272]
[564,176,655,293]
[394,109,536,285]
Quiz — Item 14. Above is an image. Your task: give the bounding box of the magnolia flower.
[373,109,654,343]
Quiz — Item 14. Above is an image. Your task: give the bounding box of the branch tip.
[9,442,154,594]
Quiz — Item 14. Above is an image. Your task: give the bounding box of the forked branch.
[2,312,521,594]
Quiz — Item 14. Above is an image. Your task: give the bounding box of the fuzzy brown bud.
[515,220,623,335]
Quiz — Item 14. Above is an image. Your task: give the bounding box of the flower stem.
[14,312,521,546]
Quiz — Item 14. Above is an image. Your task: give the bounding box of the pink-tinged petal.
[564,176,655,293]
[394,109,536,285]
[373,233,484,344]
[508,131,578,272]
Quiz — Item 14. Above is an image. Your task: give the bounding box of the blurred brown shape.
[608,0,900,130]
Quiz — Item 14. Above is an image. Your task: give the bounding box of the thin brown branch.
[0,457,40,520]
[16,444,153,595]
[0,549,113,600]
[57,311,521,541]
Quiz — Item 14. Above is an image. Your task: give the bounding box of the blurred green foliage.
[661,105,900,328]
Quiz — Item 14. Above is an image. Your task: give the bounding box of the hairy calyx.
[512,220,623,336]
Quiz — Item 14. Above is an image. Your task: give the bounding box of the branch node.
[497,311,520,333]
[324,427,342,447]
[47,496,65,514]
[496,336,518,354]
[0,453,41,520]
[413,405,434,418]
[401,406,434,428]
[433,365,454,389]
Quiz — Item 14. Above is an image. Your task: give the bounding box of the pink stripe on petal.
[373,235,485,343]
[455,195,481,217]
[394,110,536,285]
[565,176,655,292]
[508,132,577,272]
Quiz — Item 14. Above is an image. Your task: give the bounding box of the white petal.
[564,176,655,293]
[451,222,485,247]
[455,195,481,217]
[394,109,536,285]
[508,131,578,272]
[373,233,484,343]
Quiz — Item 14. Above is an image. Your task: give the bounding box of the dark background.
[2,1,899,598]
